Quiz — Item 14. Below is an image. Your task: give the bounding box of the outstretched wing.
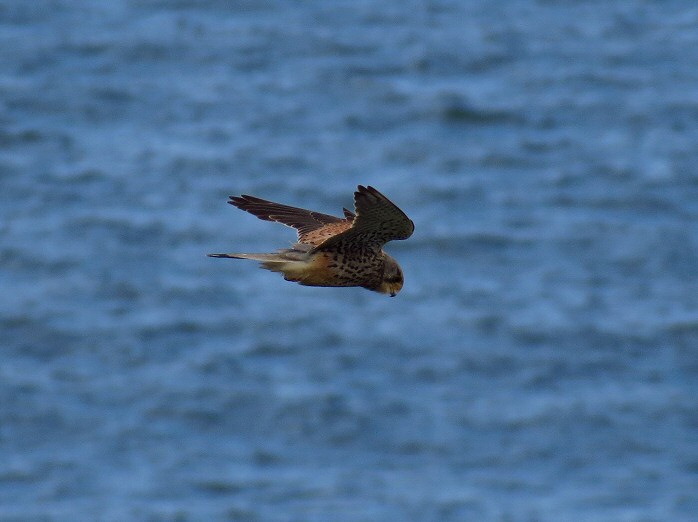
[229,194,351,242]
[314,185,414,253]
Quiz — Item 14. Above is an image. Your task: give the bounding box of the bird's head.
[377,254,404,297]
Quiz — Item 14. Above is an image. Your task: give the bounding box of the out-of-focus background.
[2,1,697,521]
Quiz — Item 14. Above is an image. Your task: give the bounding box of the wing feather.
[313,185,414,253]
[229,195,349,241]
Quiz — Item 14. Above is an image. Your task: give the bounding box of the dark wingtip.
[227,195,248,207]
[355,185,385,204]
[356,185,380,197]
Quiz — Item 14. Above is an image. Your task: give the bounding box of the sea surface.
[2,1,698,521]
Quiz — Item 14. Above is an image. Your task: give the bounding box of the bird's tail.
[208,244,313,277]
[208,252,289,262]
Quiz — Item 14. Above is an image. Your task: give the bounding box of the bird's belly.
[283,252,379,288]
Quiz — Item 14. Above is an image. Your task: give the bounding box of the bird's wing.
[228,194,349,241]
[313,185,414,254]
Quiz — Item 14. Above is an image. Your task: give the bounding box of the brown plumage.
[209,185,414,296]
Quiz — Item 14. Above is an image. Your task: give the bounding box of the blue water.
[2,1,698,520]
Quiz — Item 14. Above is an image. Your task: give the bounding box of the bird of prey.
[209,185,414,296]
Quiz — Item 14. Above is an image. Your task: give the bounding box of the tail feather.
[208,252,286,262]
[208,243,311,262]
[208,244,313,278]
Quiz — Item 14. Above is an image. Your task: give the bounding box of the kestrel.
[209,185,414,296]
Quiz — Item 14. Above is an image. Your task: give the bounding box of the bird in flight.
[209,185,414,296]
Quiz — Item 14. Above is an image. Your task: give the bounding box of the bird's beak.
[386,282,401,297]
[378,280,403,297]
